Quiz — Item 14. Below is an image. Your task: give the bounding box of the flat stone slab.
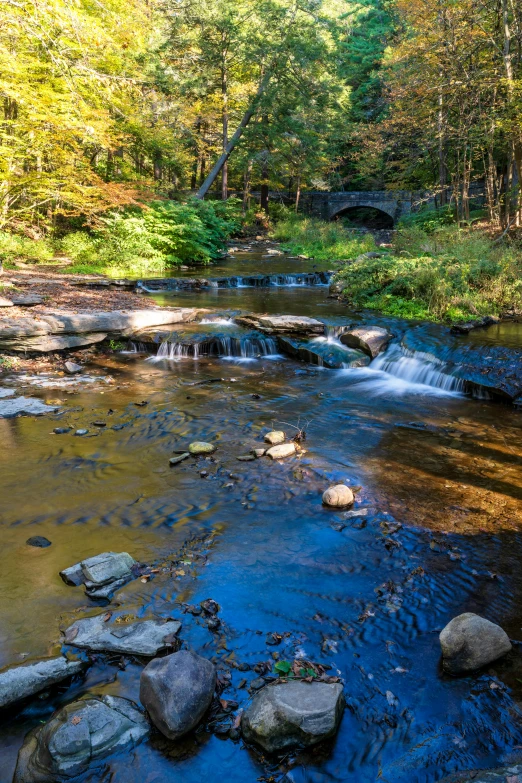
[1,332,108,353]
[60,551,136,588]
[0,657,86,709]
[13,694,149,782]
[63,614,181,655]
[0,309,204,352]
[235,314,325,336]
[0,396,59,418]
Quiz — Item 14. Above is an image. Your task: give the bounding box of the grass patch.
[270,215,376,261]
[335,224,522,322]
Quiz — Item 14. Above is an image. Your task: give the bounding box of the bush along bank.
[0,198,242,279]
[332,224,522,323]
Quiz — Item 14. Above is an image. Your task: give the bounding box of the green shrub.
[0,231,54,263]
[271,215,376,261]
[335,224,522,322]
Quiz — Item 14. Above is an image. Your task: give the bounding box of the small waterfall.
[370,344,465,392]
[137,271,332,291]
[150,333,279,361]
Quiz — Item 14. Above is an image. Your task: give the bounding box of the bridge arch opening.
[332,205,394,229]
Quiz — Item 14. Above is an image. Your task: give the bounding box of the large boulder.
[139,650,215,739]
[63,614,181,656]
[60,551,136,600]
[13,694,149,783]
[439,613,512,674]
[235,314,325,336]
[242,681,345,753]
[0,657,86,710]
[339,326,392,359]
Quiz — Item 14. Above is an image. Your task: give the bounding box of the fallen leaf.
[71,716,82,725]
[64,626,79,643]
[103,611,112,622]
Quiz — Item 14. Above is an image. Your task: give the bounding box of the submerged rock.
[439,613,512,674]
[242,681,345,753]
[0,657,86,709]
[63,614,181,656]
[170,452,190,466]
[264,431,285,446]
[339,326,392,359]
[0,396,59,418]
[140,650,215,739]
[13,694,149,782]
[322,485,354,508]
[26,536,52,548]
[266,443,296,459]
[188,441,216,455]
[439,764,522,782]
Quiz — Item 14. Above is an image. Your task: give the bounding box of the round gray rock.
[242,680,345,753]
[440,612,512,674]
[140,650,215,739]
[13,694,149,782]
[188,441,216,455]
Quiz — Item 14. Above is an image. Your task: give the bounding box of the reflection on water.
[1,250,522,783]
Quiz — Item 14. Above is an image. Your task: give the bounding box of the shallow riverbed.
[1,247,522,782]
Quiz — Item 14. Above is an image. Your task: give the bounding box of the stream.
[1,243,522,782]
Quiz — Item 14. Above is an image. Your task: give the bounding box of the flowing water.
[1,245,522,782]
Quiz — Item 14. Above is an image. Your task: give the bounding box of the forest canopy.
[2,0,521,233]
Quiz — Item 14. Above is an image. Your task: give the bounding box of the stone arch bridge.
[298,190,425,224]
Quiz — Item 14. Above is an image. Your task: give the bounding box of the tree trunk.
[196,73,271,200]
[242,159,252,214]
[295,176,301,212]
[221,45,228,201]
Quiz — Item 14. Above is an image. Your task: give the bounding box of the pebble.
[75,429,89,436]
[92,421,106,427]
[250,677,265,690]
[170,453,190,466]
[237,455,255,461]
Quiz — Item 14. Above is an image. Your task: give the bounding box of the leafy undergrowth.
[335,224,522,322]
[271,214,376,261]
[0,198,241,278]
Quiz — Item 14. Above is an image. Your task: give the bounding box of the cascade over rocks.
[278,335,369,369]
[439,613,512,673]
[13,694,149,783]
[241,681,345,752]
[63,614,181,656]
[140,650,215,739]
[0,657,86,709]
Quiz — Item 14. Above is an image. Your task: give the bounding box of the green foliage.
[0,232,55,264]
[397,206,457,233]
[271,215,376,261]
[335,225,522,321]
[59,199,240,276]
